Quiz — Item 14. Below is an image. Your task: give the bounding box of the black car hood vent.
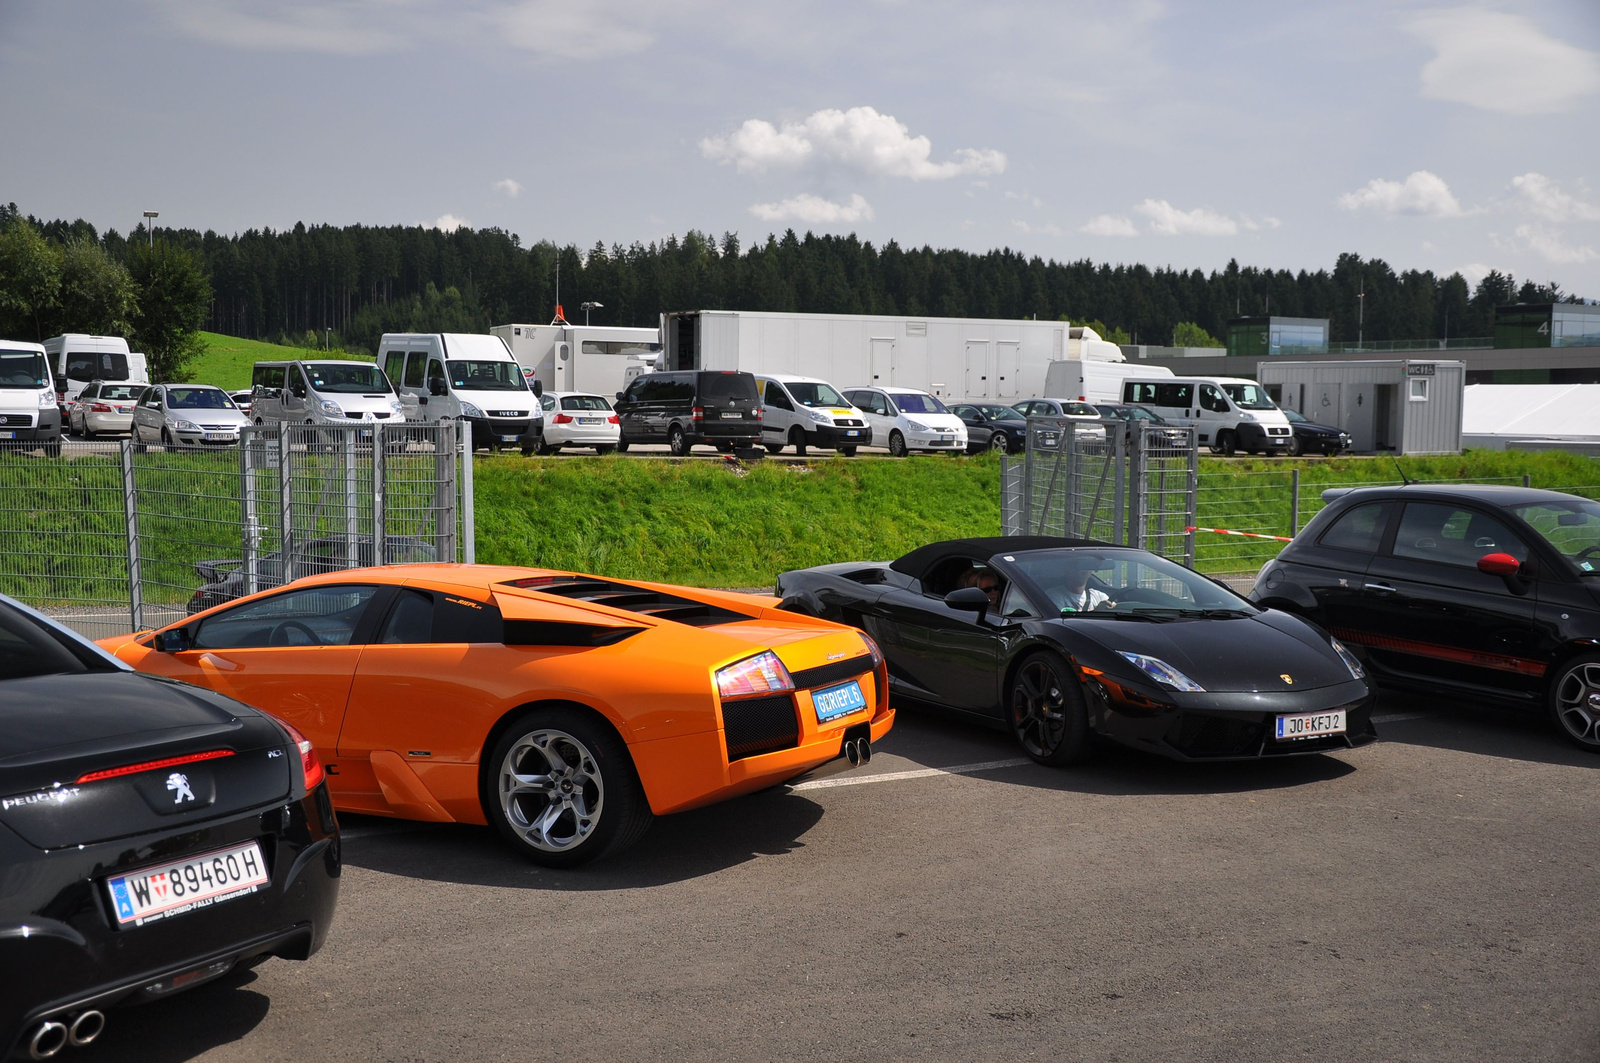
[499,576,751,628]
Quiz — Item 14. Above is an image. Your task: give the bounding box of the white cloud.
[1012,220,1065,237]
[1508,173,1600,224]
[430,214,468,233]
[1134,199,1238,237]
[1080,214,1138,238]
[748,193,874,225]
[702,107,1006,181]
[493,1,659,60]
[1407,8,1600,116]
[1241,215,1282,232]
[1338,171,1464,218]
[493,178,522,198]
[1501,224,1598,265]
[1005,190,1043,208]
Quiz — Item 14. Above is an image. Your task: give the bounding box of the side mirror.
[154,628,192,653]
[1476,552,1520,577]
[429,377,448,397]
[615,392,625,404]
[945,587,991,618]
[532,379,544,398]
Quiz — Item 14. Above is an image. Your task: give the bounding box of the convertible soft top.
[889,536,1102,580]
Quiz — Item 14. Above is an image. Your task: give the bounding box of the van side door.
[761,380,793,442]
[282,365,310,420]
[425,357,456,419]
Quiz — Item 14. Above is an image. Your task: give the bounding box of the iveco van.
[754,373,868,456]
[250,360,404,426]
[1122,376,1292,455]
[0,340,62,454]
[381,333,541,452]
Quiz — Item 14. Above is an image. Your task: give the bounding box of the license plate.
[939,435,953,442]
[720,412,743,419]
[811,679,867,723]
[204,433,234,441]
[500,434,520,442]
[0,431,13,439]
[845,430,859,437]
[105,840,270,928]
[578,417,600,425]
[1275,709,1346,740]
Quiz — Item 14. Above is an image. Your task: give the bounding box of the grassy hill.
[187,332,373,390]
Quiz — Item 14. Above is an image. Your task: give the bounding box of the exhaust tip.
[28,1021,68,1060]
[69,1011,105,1047]
[845,739,861,767]
[857,738,871,765]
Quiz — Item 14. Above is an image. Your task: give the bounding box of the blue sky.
[2,0,1598,298]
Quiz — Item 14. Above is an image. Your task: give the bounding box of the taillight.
[279,720,325,791]
[552,413,573,424]
[91,402,113,413]
[753,408,762,420]
[692,406,705,422]
[716,651,794,699]
[859,631,884,670]
[77,749,234,784]
[607,414,619,424]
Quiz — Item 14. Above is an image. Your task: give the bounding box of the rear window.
[697,372,759,403]
[100,385,142,401]
[0,350,48,389]
[66,351,128,382]
[1318,502,1394,554]
[560,395,611,411]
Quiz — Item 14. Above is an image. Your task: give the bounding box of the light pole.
[581,301,603,326]
[142,210,159,249]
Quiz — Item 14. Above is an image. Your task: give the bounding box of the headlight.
[1116,652,1206,692]
[716,651,794,699]
[389,398,404,414]
[905,420,929,432]
[1239,412,1257,422]
[807,408,831,423]
[1328,637,1366,679]
[38,388,55,409]
[173,419,201,432]
[459,400,485,419]
[318,399,342,416]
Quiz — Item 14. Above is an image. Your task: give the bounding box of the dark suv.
[614,371,763,456]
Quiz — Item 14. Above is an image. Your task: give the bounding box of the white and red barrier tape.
[1185,526,1294,543]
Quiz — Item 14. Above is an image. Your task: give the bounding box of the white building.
[1461,384,1600,454]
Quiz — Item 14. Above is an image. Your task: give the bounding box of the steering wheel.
[1574,545,1600,562]
[269,620,320,646]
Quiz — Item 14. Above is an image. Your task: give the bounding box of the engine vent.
[499,575,751,628]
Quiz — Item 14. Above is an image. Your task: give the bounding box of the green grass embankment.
[189,333,373,390]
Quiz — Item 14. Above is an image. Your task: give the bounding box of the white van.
[1122,376,1293,455]
[43,334,148,413]
[380,333,542,453]
[250,360,404,428]
[0,340,62,453]
[1043,360,1172,405]
[754,373,869,456]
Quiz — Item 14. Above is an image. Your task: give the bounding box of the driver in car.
[1060,558,1114,613]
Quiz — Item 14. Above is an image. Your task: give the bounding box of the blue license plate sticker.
[812,679,866,722]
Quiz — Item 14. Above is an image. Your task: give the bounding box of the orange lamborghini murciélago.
[100,565,894,866]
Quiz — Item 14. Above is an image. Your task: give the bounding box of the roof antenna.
[1392,456,1414,487]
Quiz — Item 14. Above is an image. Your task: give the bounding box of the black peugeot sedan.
[0,594,340,1058]
[1282,408,1351,456]
[1251,484,1600,752]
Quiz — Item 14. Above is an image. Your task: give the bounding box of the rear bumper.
[0,784,341,1053]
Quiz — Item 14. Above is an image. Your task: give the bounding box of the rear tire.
[483,709,653,867]
[594,444,616,455]
[764,443,784,455]
[839,446,857,457]
[888,430,908,458]
[1009,651,1090,766]
[1216,430,1237,456]
[616,435,630,453]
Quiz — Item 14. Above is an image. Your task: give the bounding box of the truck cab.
[381,333,542,453]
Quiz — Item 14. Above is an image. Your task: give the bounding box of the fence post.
[459,421,475,564]
[120,439,143,631]
[344,428,359,569]
[1290,468,1301,537]
[1183,428,1199,568]
[1523,474,1531,488]
[434,421,457,561]
[278,427,294,583]
[241,428,259,597]
[372,422,387,566]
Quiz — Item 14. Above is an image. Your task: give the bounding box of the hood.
[908,413,966,430]
[1069,611,1351,692]
[455,389,535,415]
[320,393,397,413]
[0,386,49,415]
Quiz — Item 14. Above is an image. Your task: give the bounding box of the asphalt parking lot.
[72,688,1597,1063]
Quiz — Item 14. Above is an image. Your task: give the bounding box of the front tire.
[484,709,654,867]
[1009,651,1090,766]
[1286,435,1302,457]
[987,432,1007,453]
[668,425,690,457]
[839,446,857,457]
[788,427,808,456]
[1549,653,1600,753]
[1215,430,1237,456]
[888,430,908,458]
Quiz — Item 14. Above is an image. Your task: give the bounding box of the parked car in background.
[949,403,1028,453]
[105,563,895,867]
[228,390,254,419]
[381,334,541,453]
[0,592,339,1060]
[536,392,620,454]
[186,534,438,613]
[132,385,250,449]
[0,341,62,455]
[1252,484,1600,753]
[754,374,868,456]
[250,360,406,429]
[840,386,967,457]
[615,370,763,456]
[67,381,142,438]
[1011,397,1105,448]
[43,334,147,417]
[1123,376,1293,456]
[1094,403,1191,447]
[1282,408,1351,456]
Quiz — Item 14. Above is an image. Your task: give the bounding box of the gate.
[1000,418,1199,565]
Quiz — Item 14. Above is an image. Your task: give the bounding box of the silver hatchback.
[132,384,251,448]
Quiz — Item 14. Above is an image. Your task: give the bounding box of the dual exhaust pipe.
[26,1011,104,1059]
[843,736,872,767]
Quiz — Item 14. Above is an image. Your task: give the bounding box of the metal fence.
[1001,419,1200,565]
[0,422,470,640]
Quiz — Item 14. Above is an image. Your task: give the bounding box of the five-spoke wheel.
[1550,652,1600,753]
[1008,651,1089,765]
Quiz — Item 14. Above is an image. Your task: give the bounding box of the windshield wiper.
[1062,608,1178,622]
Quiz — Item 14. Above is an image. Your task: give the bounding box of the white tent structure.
[1462,384,1600,453]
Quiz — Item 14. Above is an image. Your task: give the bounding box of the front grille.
[1166,713,1263,758]
[722,694,800,760]
[791,656,872,691]
[928,439,957,447]
[835,418,864,427]
[0,414,35,427]
[199,424,236,431]
[1267,427,1289,436]
[489,410,525,418]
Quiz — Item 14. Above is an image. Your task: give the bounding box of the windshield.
[978,405,1025,422]
[1511,500,1600,574]
[894,392,948,415]
[166,387,234,410]
[1221,383,1277,410]
[306,363,391,394]
[1008,548,1254,616]
[1284,408,1306,423]
[0,350,48,389]
[100,385,142,401]
[448,360,527,392]
[787,381,849,408]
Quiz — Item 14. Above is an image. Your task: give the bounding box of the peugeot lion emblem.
[166,773,196,804]
[1280,674,1294,686]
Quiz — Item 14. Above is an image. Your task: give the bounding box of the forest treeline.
[5,203,1585,358]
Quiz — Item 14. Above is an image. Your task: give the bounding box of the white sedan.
[535,392,621,454]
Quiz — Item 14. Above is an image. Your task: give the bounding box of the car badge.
[1280,674,1294,685]
[166,773,196,804]
[827,651,848,660]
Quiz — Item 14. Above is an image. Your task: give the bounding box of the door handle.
[1363,582,1396,594]
[198,652,239,671]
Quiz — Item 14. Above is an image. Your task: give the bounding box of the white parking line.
[1372,712,1435,723]
[790,757,1031,792]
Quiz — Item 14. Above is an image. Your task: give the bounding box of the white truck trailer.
[659,310,1125,402]
[491,323,661,397]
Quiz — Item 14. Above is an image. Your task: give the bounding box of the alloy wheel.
[1553,659,1600,749]
[1012,659,1069,759]
[497,728,605,853]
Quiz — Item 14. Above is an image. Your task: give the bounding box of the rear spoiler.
[194,559,243,584]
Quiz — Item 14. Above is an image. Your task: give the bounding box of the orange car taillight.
[279,720,325,791]
[716,651,794,699]
[76,749,235,784]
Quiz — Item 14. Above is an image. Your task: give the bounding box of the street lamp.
[580,301,603,326]
[142,210,159,249]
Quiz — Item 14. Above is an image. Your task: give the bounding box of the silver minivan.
[249,360,404,426]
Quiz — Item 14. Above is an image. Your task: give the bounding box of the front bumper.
[0,784,341,1053]
[0,408,61,443]
[1238,423,1291,451]
[466,416,536,448]
[908,431,965,450]
[804,423,869,448]
[172,428,241,446]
